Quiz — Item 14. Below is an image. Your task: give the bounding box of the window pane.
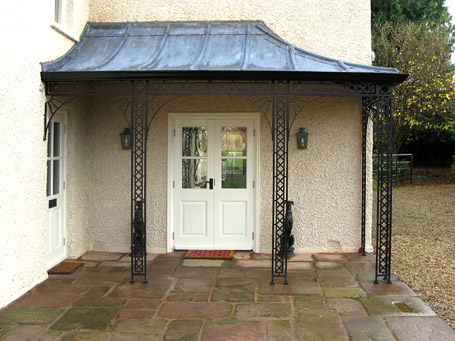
[222,159,246,189]
[53,122,61,157]
[182,158,207,189]
[182,127,207,157]
[47,161,51,197]
[47,125,52,158]
[222,126,247,156]
[53,160,60,195]
[55,0,62,23]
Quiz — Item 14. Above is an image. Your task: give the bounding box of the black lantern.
[297,128,309,149]
[120,128,131,150]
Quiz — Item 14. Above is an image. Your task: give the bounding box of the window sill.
[51,22,79,42]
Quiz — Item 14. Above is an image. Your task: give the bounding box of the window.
[54,0,63,24]
[52,0,78,41]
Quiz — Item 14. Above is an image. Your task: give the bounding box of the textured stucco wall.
[88,0,372,64]
[83,95,371,253]
[65,99,91,259]
[0,1,89,308]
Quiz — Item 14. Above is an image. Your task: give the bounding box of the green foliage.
[372,20,455,152]
[372,0,452,28]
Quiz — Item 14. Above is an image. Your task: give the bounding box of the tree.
[372,0,455,153]
[372,0,452,28]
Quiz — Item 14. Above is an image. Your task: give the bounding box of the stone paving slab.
[164,319,202,340]
[235,303,292,319]
[0,325,47,341]
[326,298,367,316]
[10,293,79,309]
[258,278,320,295]
[288,253,313,262]
[342,315,395,341]
[286,261,313,270]
[267,320,293,341]
[81,251,123,261]
[110,331,161,340]
[172,266,219,279]
[181,259,225,267]
[234,260,270,268]
[202,321,266,341]
[50,307,119,331]
[359,296,437,317]
[60,330,111,340]
[323,287,367,298]
[158,302,233,319]
[166,292,210,302]
[318,276,359,288]
[313,253,347,262]
[0,307,64,325]
[385,316,455,340]
[110,279,174,299]
[111,318,166,333]
[294,295,331,314]
[295,312,349,340]
[117,309,156,319]
[212,287,255,302]
[174,278,214,293]
[359,281,417,296]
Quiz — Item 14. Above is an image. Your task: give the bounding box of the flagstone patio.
[0,251,454,340]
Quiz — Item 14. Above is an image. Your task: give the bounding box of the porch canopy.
[41,21,407,284]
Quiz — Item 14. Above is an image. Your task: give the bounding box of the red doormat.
[48,262,84,274]
[184,250,235,260]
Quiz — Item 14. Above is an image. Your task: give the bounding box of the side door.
[46,113,67,268]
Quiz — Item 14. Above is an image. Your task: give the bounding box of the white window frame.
[50,0,79,42]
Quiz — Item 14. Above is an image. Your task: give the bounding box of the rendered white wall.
[0,0,89,308]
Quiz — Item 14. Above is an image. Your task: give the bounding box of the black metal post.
[270,81,290,285]
[130,81,149,284]
[374,94,393,284]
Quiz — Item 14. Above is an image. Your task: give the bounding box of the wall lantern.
[297,128,309,149]
[120,128,131,150]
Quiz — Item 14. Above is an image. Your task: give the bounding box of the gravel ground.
[388,180,455,327]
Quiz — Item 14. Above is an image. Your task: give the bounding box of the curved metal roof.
[41,21,406,83]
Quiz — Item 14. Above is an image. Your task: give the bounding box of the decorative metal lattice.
[270,81,290,284]
[374,96,393,284]
[130,81,148,284]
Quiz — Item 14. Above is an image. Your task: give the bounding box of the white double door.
[46,113,67,269]
[173,118,256,250]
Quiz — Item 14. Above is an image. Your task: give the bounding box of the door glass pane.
[222,159,246,189]
[53,160,60,195]
[53,122,61,157]
[47,161,51,197]
[182,158,207,189]
[182,127,207,157]
[47,126,52,157]
[222,126,247,156]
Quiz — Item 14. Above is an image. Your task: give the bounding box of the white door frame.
[167,113,261,252]
[46,111,68,269]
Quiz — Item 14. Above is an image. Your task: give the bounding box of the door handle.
[206,178,214,190]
